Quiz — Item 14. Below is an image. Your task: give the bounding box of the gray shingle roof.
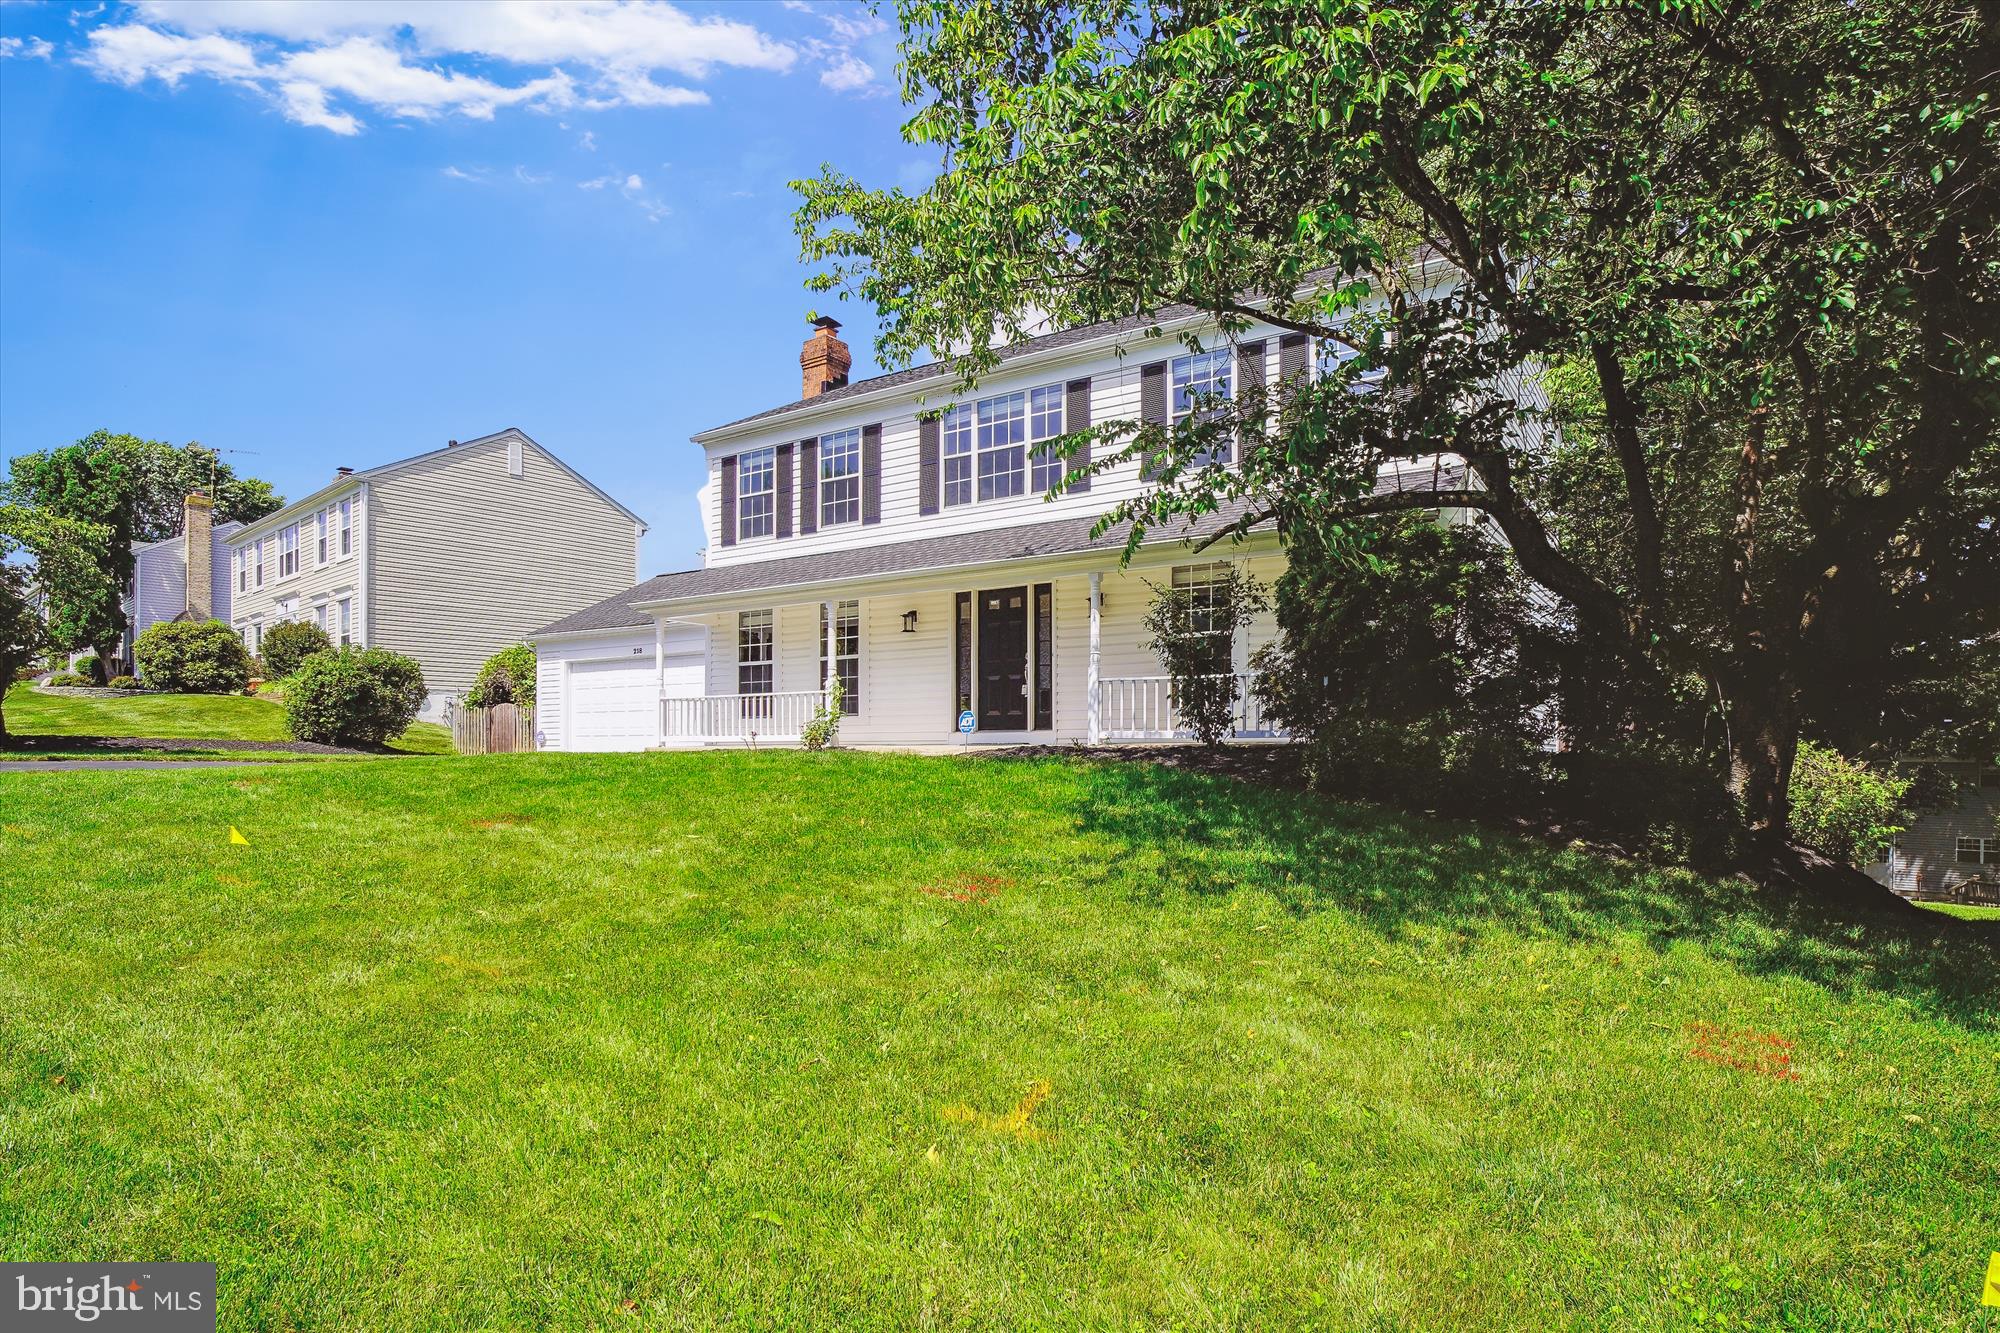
[532,462,1465,637]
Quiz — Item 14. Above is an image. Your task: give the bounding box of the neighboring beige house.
[531,279,1467,752]
[227,427,645,717]
[1867,760,2000,901]
[121,490,242,673]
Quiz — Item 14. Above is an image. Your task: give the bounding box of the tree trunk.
[1723,664,1800,836]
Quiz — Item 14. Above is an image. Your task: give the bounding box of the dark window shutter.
[1139,360,1168,480]
[862,423,882,525]
[1278,333,1309,410]
[1065,377,1092,493]
[1235,341,1266,465]
[775,443,794,539]
[918,417,941,515]
[720,455,737,547]
[799,437,818,535]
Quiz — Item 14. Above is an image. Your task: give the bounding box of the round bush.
[45,671,92,687]
[260,619,333,678]
[71,654,101,682]
[284,647,428,747]
[133,619,252,694]
[106,674,142,690]
[466,643,537,708]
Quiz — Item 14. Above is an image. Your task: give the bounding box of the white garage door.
[567,658,659,752]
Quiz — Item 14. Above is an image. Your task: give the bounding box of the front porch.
[645,556,1292,749]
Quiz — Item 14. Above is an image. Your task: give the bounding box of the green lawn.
[1,683,452,758]
[2,753,1995,1330]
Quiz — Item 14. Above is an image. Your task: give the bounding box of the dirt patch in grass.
[921,872,1012,905]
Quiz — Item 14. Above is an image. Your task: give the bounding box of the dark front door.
[977,586,1029,731]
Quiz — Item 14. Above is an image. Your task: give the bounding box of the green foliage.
[45,672,92,688]
[797,0,2000,841]
[1140,566,1268,746]
[132,620,253,695]
[0,503,120,735]
[466,644,537,709]
[71,654,100,682]
[1252,514,1556,801]
[1788,742,1912,868]
[259,619,333,679]
[800,676,845,751]
[284,647,427,747]
[105,675,141,691]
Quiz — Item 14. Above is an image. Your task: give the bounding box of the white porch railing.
[660,690,826,745]
[1096,673,1284,741]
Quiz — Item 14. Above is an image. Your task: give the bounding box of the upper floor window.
[1172,350,1233,467]
[236,548,247,593]
[254,538,265,589]
[819,428,861,527]
[1317,333,1388,392]
[738,447,775,539]
[278,524,299,578]
[944,382,1068,507]
[338,498,352,556]
[316,509,328,565]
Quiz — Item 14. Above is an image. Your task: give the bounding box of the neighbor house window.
[1028,384,1066,493]
[819,428,861,527]
[1317,331,1389,392]
[1171,349,1233,466]
[254,539,265,589]
[338,498,352,556]
[737,448,775,539]
[336,598,351,646]
[278,524,299,578]
[942,405,974,507]
[508,440,523,478]
[316,510,328,564]
[1172,562,1236,674]
[976,390,1027,501]
[236,549,247,593]
[1958,837,1998,865]
[818,600,860,714]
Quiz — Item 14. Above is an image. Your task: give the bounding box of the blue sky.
[0,1,929,573]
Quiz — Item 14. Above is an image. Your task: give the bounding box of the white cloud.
[515,165,550,185]
[77,1,799,133]
[818,53,873,94]
[578,167,667,220]
[578,128,597,151]
[1,36,56,60]
[441,165,487,182]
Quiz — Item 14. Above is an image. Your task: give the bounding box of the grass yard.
[1,683,452,758]
[2,752,1995,1330]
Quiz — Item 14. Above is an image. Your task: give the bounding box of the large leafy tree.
[4,431,284,666]
[795,0,1999,851]
[0,504,117,738]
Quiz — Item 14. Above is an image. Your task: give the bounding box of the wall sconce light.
[901,610,919,633]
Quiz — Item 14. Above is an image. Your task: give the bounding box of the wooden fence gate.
[452,702,536,755]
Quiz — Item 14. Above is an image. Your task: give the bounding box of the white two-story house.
[227,427,646,717]
[531,290,1462,752]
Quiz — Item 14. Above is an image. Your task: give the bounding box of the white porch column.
[1086,571,1103,745]
[823,598,837,708]
[653,616,667,748]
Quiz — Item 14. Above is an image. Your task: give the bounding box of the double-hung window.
[1028,384,1066,492]
[1318,334,1388,393]
[254,539,265,589]
[818,600,860,714]
[819,429,861,527]
[336,598,351,646]
[278,524,299,578]
[737,609,774,717]
[1958,837,1998,865]
[942,405,974,507]
[316,510,328,565]
[338,498,352,557]
[1173,562,1236,676]
[236,549,248,593]
[1171,349,1233,467]
[976,391,1026,500]
[737,447,775,539]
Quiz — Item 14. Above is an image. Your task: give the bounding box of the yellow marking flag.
[228,826,250,846]
[1984,1252,2000,1308]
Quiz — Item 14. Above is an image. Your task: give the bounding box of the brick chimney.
[800,315,851,399]
[183,490,214,620]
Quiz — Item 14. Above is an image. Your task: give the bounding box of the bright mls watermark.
[6,1265,214,1330]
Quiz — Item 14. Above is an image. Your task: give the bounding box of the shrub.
[1788,741,1911,867]
[46,671,91,687]
[801,677,845,751]
[1141,566,1270,745]
[133,619,252,694]
[466,644,537,708]
[106,674,142,690]
[284,647,427,747]
[260,620,332,678]
[71,654,101,682]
